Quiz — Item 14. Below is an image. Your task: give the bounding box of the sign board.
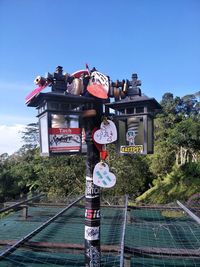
[120,145,143,154]
[49,128,81,153]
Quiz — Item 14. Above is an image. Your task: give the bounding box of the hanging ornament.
[93,162,116,188]
[93,119,117,145]
[87,71,109,99]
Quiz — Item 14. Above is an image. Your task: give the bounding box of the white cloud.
[0,80,38,155]
[0,124,26,155]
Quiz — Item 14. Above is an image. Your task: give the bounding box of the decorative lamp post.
[26,66,105,267]
[107,73,161,155]
[26,66,161,267]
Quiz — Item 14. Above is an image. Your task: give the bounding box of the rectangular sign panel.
[49,128,81,153]
[39,114,49,154]
[120,145,143,154]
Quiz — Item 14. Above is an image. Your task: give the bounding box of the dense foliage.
[0,91,200,203]
[137,91,200,203]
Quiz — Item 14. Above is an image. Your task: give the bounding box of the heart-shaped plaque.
[93,120,117,144]
[93,162,116,188]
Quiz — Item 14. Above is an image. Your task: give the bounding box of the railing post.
[22,205,28,219]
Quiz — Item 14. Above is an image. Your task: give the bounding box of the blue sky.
[0,0,200,154]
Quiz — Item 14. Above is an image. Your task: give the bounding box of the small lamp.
[27,92,95,156]
[106,74,161,155]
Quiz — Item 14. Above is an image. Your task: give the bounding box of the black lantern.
[106,74,161,155]
[27,92,95,156]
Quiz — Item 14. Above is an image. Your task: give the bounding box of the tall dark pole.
[84,101,102,267]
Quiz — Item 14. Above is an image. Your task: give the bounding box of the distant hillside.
[137,162,200,204]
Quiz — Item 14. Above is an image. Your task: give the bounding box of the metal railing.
[0,194,84,260]
[177,200,200,224]
[0,194,45,213]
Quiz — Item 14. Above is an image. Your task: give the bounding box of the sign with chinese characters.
[49,128,81,153]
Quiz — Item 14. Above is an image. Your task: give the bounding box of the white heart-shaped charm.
[93,120,117,144]
[93,162,116,188]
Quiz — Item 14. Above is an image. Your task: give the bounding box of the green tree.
[137,162,200,204]
[137,91,200,204]
[170,117,200,165]
[34,155,86,198]
[0,155,23,201]
[20,123,39,151]
[104,145,154,200]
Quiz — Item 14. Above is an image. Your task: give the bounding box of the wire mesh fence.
[127,203,200,267]
[0,195,127,267]
[0,196,200,266]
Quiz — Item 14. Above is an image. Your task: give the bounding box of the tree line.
[0,91,200,204]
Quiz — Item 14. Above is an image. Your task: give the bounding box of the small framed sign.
[38,112,86,156]
[49,128,81,153]
[120,145,143,154]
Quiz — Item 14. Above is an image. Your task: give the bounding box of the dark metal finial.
[126,73,141,97]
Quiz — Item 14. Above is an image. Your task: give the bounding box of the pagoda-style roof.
[106,94,161,111]
[27,92,96,108]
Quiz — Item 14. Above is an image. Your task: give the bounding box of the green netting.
[101,208,124,245]
[0,251,84,267]
[0,252,120,267]
[131,256,200,267]
[0,199,200,266]
[127,205,200,267]
[126,208,200,249]
[0,199,124,266]
[0,206,64,242]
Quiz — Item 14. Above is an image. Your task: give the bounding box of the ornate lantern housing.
[106,74,161,155]
[27,92,95,156]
